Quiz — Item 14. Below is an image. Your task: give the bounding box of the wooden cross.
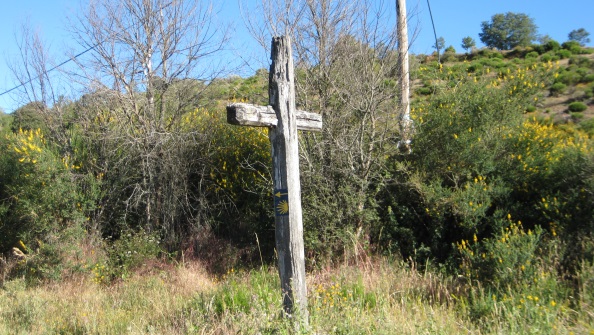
[226,36,322,321]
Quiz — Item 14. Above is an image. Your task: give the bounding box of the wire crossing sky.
[0,0,592,113]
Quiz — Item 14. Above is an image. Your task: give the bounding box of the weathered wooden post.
[226,36,322,322]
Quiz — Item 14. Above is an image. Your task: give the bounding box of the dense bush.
[582,74,594,83]
[0,126,100,282]
[540,52,560,62]
[556,69,582,86]
[0,129,87,251]
[380,64,550,263]
[380,59,594,287]
[568,101,588,112]
[556,49,572,59]
[562,40,583,54]
[550,82,567,95]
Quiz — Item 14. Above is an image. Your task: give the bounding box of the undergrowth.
[1,258,592,334]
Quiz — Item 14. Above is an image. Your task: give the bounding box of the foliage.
[291,9,400,261]
[550,82,567,96]
[479,12,538,50]
[444,45,456,54]
[568,101,588,112]
[0,112,11,132]
[0,127,101,282]
[9,102,48,134]
[68,0,230,252]
[562,40,583,54]
[433,36,446,52]
[461,36,476,53]
[457,218,544,290]
[381,60,553,263]
[105,228,163,280]
[568,28,591,46]
[532,40,561,54]
[185,101,273,254]
[0,128,88,252]
[579,118,594,136]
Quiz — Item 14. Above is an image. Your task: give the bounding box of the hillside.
[412,43,594,131]
[1,32,594,334]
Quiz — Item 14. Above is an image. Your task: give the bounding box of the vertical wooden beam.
[268,36,308,321]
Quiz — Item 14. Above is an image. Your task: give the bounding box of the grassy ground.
[1,258,592,334]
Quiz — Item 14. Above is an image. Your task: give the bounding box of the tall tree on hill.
[461,36,476,53]
[433,36,445,54]
[479,12,538,50]
[568,28,590,46]
[72,0,229,244]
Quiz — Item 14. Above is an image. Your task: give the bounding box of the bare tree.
[245,0,402,255]
[7,22,72,147]
[71,0,230,241]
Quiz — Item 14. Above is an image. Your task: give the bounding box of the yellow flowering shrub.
[180,105,273,248]
[0,127,89,271]
[185,107,270,199]
[384,55,594,280]
[457,217,543,288]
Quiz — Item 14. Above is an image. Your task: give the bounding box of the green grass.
[1,259,592,334]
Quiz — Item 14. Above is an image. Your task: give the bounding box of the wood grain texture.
[268,35,309,321]
[226,103,322,131]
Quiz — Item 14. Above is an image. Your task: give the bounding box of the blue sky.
[1,0,593,113]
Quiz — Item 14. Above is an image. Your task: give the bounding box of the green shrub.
[106,228,163,280]
[556,49,572,59]
[525,105,537,113]
[540,53,553,62]
[457,219,543,289]
[467,62,483,73]
[381,64,551,263]
[562,40,583,54]
[581,74,594,83]
[543,40,561,52]
[525,51,539,59]
[571,112,584,120]
[0,129,87,252]
[568,56,592,68]
[550,82,567,95]
[568,101,588,112]
[491,52,504,59]
[557,70,582,85]
[417,87,432,95]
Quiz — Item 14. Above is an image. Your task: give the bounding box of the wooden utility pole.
[397,0,413,151]
[226,36,322,323]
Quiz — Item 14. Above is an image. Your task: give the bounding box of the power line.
[426,0,440,63]
[0,43,99,98]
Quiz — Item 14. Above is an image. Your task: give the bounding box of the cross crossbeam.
[226,103,322,131]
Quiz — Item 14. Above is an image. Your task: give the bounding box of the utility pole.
[397,0,412,151]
